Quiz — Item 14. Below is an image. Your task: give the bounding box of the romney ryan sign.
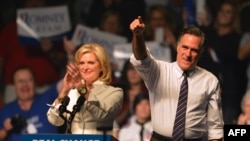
[17,5,71,45]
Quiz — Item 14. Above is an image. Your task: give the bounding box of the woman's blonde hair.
[74,43,112,84]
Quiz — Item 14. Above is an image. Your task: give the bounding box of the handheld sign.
[17,5,71,45]
[71,24,127,61]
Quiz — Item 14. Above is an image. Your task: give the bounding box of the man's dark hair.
[177,25,205,53]
[133,92,149,112]
[11,66,36,84]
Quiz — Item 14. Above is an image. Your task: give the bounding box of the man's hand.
[129,16,147,60]
[3,118,12,132]
[130,16,145,35]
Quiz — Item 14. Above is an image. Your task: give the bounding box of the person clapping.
[47,43,123,137]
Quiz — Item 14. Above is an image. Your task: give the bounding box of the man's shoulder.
[0,100,18,109]
[0,100,19,116]
[196,66,219,81]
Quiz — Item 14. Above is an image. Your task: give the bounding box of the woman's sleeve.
[86,87,123,121]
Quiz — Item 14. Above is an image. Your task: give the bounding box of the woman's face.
[126,65,142,85]
[217,3,234,26]
[78,52,102,84]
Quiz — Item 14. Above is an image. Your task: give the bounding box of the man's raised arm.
[129,16,147,60]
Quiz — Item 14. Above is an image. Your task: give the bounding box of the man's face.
[176,34,202,71]
[13,69,35,101]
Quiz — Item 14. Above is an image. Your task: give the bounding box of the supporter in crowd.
[238,1,250,92]
[70,0,93,26]
[86,0,122,29]
[98,10,124,37]
[0,66,63,141]
[165,0,185,32]
[114,60,148,128]
[119,92,152,141]
[237,91,250,125]
[144,4,177,49]
[0,0,67,104]
[198,0,248,124]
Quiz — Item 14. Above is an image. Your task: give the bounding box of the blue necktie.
[172,72,188,141]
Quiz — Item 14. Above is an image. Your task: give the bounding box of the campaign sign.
[224,125,250,140]
[17,5,71,45]
[22,134,112,141]
[71,24,127,61]
[113,42,172,71]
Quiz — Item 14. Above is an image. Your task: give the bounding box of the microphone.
[68,95,85,124]
[74,95,85,112]
[59,96,70,121]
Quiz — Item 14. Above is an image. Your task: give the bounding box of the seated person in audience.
[0,66,63,141]
[119,92,152,141]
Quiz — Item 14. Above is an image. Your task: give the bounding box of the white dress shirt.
[130,53,224,140]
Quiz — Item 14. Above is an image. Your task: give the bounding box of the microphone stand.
[96,126,113,141]
[67,95,85,134]
[58,96,71,134]
[59,110,72,134]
